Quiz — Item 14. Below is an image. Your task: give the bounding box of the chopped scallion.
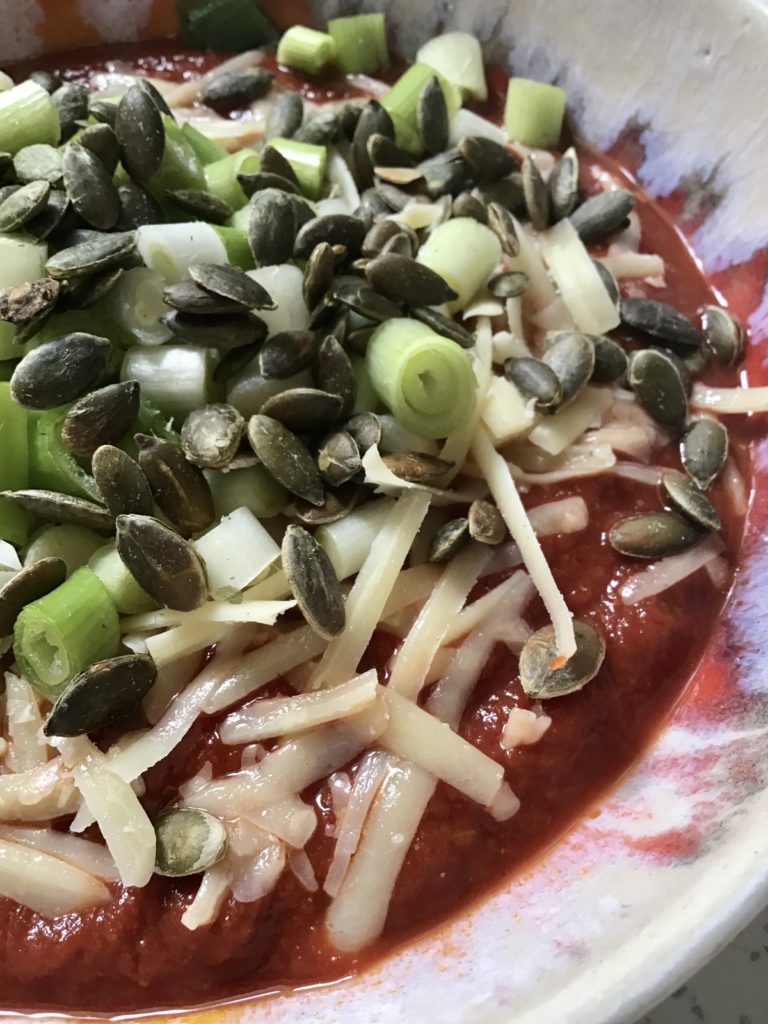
[277,25,337,76]
[136,222,228,284]
[0,382,29,547]
[150,116,206,193]
[121,345,215,420]
[101,267,172,347]
[382,64,463,155]
[328,14,389,75]
[0,80,60,154]
[417,217,502,313]
[180,122,229,165]
[204,148,260,209]
[212,225,255,269]
[89,544,158,615]
[27,409,102,501]
[504,77,567,148]
[269,136,327,199]
[416,32,488,101]
[206,465,288,519]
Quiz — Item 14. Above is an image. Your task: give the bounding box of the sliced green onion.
[0,234,48,360]
[0,80,60,154]
[416,32,488,102]
[316,498,393,580]
[14,567,120,700]
[212,225,254,270]
[327,14,388,75]
[150,116,206,193]
[204,148,260,209]
[228,202,251,233]
[89,543,158,615]
[121,345,215,420]
[178,0,277,51]
[366,319,476,439]
[0,382,29,547]
[350,353,379,414]
[27,409,103,502]
[277,25,337,76]
[99,267,171,347]
[136,222,228,284]
[25,525,104,576]
[181,122,228,165]
[269,137,327,200]
[21,309,129,353]
[382,64,463,156]
[417,217,502,312]
[205,465,288,519]
[504,77,567,148]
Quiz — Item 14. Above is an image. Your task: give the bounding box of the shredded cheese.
[481,375,537,446]
[620,535,725,605]
[0,837,110,918]
[526,497,589,536]
[181,861,230,931]
[506,217,557,310]
[0,825,119,882]
[3,672,47,772]
[440,569,535,646]
[228,820,286,904]
[439,316,494,482]
[599,251,665,280]
[528,386,613,456]
[0,759,79,823]
[501,707,552,748]
[692,384,768,414]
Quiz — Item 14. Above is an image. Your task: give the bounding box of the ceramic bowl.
[3,1,767,1021]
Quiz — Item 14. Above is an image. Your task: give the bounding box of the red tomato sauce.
[0,43,757,1017]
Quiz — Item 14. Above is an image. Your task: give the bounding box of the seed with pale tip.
[542,332,596,409]
[680,418,729,491]
[661,470,721,532]
[417,77,449,156]
[136,435,215,537]
[247,414,325,506]
[92,444,154,517]
[608,511,700,559]
[317,429,361,487]
[504,356,562,410]
[701,305,744,366]
[154,808,227,877]
[282,523,346,639]
[292,483,358,526]
[303,241,336,311]
[116,514,208,611]
[519,621,606,699]
[468,500,506,545]
[346,412,382,453]
[417,148,469,199]
[570,189,634,244]
[522,154,550,231]
[181,404,245,469]
[548,147,579,222]
[487,201,520,257]
[381,451,454,483]
[458,136,517,184]
[294,215,367,261]
[352,99,395,189]
[428,518,470,563]
[44,654,157,737]
[488,271,528,299]
[61,381,141,459]
[0,558,67,637]
[314,335,357,417]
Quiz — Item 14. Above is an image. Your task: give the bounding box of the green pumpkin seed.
[0,557,67,637]
[682,344,711,377]
[374,180,413,212]
[367,132,416,169]
[293,482,358,526]
[489,271,529,299]
[136,435,215,537]
[63,267,124,312]
[473,173,526,215]
[213,342,260,385]
[427,517,470,563]
[265,90,303,141]
[541,331,595,408]
[627,347,688,432]
[260,387,343,434]
[589,334,628,384]
[282,523,345,639]
[161,310,266,350]
[13,143,62,184]
[11,332,111,409]
[548,146,579,221]
[294,215,366,261]
[661,470,721,532]
[363,219,406,258]
[117,182,163,230]
[154,808,227,877]
[381,451,454,483]
[181,404,245,469]
[29,69,61,94]
[163,280,244,316]
[46,231,137,279]
[201,69,274,108]
[411,305,475,348]
[92,445,154,517]
[239,170,303,198]
[0,278,59,326]
[417,76,449,156]
[522,154,550,231]
[261,144,301,186]
[295,110,345,144]
[570,189,634,244]
[115,85,165,183]
[353,100,395,189]
[468,499,506,545]
[346,411,382,453]
[621,297,702,351]
[302,242,335,310]
[504,356,562,410]
[366,252,456,306]
[62,143,120,230]
[680,418,729,491]
[190,262,274,311]
[249,188,298,265]
[701,305,744,366]
[315,335,356,417]
[78,123,120,176]
[167,188,232,224]
[247,414,324,506]
[608,511,700,558]
[519,621,606,699]
[117,513,207,611]
[89,98,118,128]
[44,654,157,737]
[417,148,469,199]
[259,329,319,379]
[487,201,520,257]
[52,82,89,139]
[317,429,361,486]
[330,279,402,323]
[0,490,114,533]
[592,259,620,308]
[0,179,50,232]
[62,381,140,458]
[354,186,392,228]
[452,191,488,224]
[25,188,69,241]
[458,136,516,185]
[137,77,172,117]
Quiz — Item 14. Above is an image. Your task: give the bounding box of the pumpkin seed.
[190,262,274,311]
[25,188,69,240]
[417,76,449,156]
[78,123,120,176]
[116,514,207,611]
[115,85,165,183]
[294,110,343,145]
[181,404,245,470]
[201,68,274,108]
[519,620,606,699]
[317,429,361,486]
[354,186,392,227]
[247,414,324,506]
[488,271,529,299]
[701,305,744,366]
[608,511,700,558]
[161,310,266,350]
[154,808,227,877]
[627,347,688,432]
[92,445,154,517]
[522,154,550,231]
[487,201,520,257]
[167,188,232,224]
[13,143,62,184]
[662,469,721,532]
[62,143,120,230]
[11,332,110,409]
[682,344,711,378]
[363,219,407,257]
[680,418,728,491]
[367,133,415,169]
[294,215,366,260]
[0,278,59,326]
[62,381,140,458]
[260,387,343,434]
[265,90,303,141]
[259,330,319,379]
[504,356,562,410]
[593,258,620,307]
[137,77,173,117]
[303,241,335,310]
[213,342,260,384]
[0,490,114,532]
[337,103,363,140]
[346,411,382,453]
[374,181,413,212]
[52,83,89,139]
[589,334,628,384]
[411,305,475,348]
[621,297,702,351]
[570,189,634,244]
[44,654,157,737]
[366,252,457,306]
[315,335,356,417]
[259,145,300,189]
[468,499,506,545]
[548,147,579,221]
[452,191,488,224]
[541,331,595,408]
[89,98,118,128]
[379,228,418,256]
[353,100,395,189]
[381,451,454,483]
[117,181,163,230]
[29,69,61,94]
[249,188,298,266]
[65,268,124,312]
[427,517,470,562]
[46,231,137,279]
[0,179,49,232]
[293,483,358,526]
[458,136,516,184]
[163,280,246,316]
[473,173,526,214]
[282,523,345,639]
[136,435,215,537]
[239,170,303,198]
[417,148,469,199]
[0,558,67,637]
[374,165,423,187]
[330,279,402,323]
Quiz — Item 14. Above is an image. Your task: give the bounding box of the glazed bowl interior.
[6,1,768,1022]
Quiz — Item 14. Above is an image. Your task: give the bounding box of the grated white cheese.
[440,569,535,647]
[227,821,286,904]
[439,316,494,483]
[610,462,665,486]
[0,825,119,882]
[288,848,319,893]
[505,217,557,310]
[692,384,768,414]
[526,497,589,536]
[598,251,665,280]
[3,672,47,772]
[0,837,110,918]
[0,759,79,823]
[193,507,280,596]
[481,375,537,446]
[501,707,552,749]
[620,535,725,605]
[181,860,230,931]
[528,386,613,456]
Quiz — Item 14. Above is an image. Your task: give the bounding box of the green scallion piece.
[269,136,327,199]
[204,148,260,209]
[181,122,229,165]
[89,543,157,615]
[327,14,389,75]
[0,80,60,154]
[366,319,476,439]
[381,63,463,155]
[178,0,277,51]
[415,31,488,102]
[14,567,120,699]
[0,382,29,546]
[206,464,287,519]
[416,217,502,313]
[277,25,337,76]
[350,353,380,414]
[150,115,206,193]
[27,409,103,502]
[504,77,567,148]
[212,225,255,270]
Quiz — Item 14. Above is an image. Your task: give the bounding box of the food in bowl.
[0,5,763,1015]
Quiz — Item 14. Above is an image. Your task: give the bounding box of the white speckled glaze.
[2,1,767,1021]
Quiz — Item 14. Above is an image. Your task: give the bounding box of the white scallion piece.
[692,384,768,414]
[3,672,47,772]
[103,267,171,346]
[528,386,613,456]
[598,252,665,280]
[501,707,552,749]
[315,498,394,579]
[121,345,214,420]
[194,507,280,596]
[620,535,725,605]
[481,375,537,446]
[416,31,487,100]
[439,315,494,482]
[526,496,589,536]
[0,838,110,918]
[506,217,557,310]
[326,149,360,212]
[181,860,230,931]
[0,825,119,882]
[246,264,310,334]
[448,107,505,145]
[378,414,440,456]
[536,218,620,334]
[0,759,79,822]
[136,222,228,284]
